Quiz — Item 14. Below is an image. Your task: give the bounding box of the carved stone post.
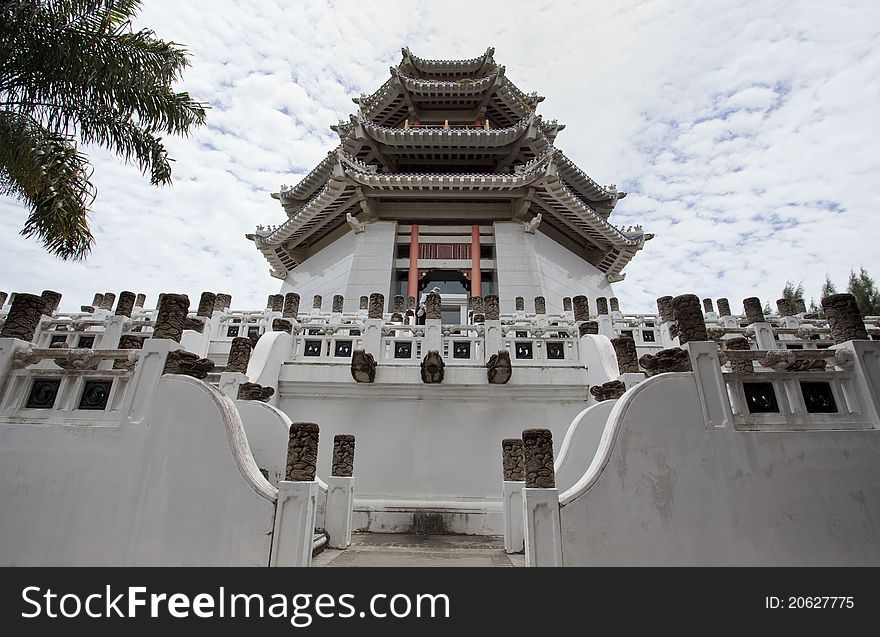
[114,334,145,369]
[572,295,589,321]
[41,290,62,315]
[657,296,674,323]
[612,336,640,373]
[534,296,546,315]
[822,293,868,343]
[425,292,441,320]
[609,297,620,313]
[671,294,707,344]
[114,291,135,317]
[225,336,253,373]
[724,336,753,373]
[135,293,146,308]
[359,296,368,311]
[283,293,300,318]
[332,295,344,313]
[391,295,405,321]
[521,428,562,566]
[152,294,189,341]
[596,297,609,316]
[743,297,765,324]
[286,422,319,481]
[327,434,356,549]
[99,293,116,311]
[0,293,44,341]
[716,298,731,317]
[331,434,355,477]
[312,295,322,311]
[703,298,715,314]
[267,294,284,312]
[502,439,525,482]
[776,298,793,317]
[471,296,485,323]
[563,297,572,312]
[92,293,104,307]
[214,293,232,312]
[578,321,599,336]
[484,295,500,320]
[501,438,525,554]
[515,297,524,312]
[272,319,292,333]
[522,428,555,488]
[368,293,384,319]
[196,292,216,318]
[794,298,807,314]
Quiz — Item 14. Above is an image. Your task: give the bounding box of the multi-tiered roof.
[250,47,649,281]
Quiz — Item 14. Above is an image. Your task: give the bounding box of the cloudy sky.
[2,0,879,313]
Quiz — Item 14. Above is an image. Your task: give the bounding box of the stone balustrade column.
[196,292,216,318]
[332,295,344,314]
[152,294,189,341]
[286,422,319,481]
[471,296,485,323]
[610,297,620,313]
[534,296,546,315]
[776,298,793,317]
[331,434,355,477]
[572,295,589,322]
[283,293,300,319]
[822,293,868,343]
[115,291,136,317]
[268,294,284,313]
[426,292,442,320]
[312,295,322,311]
[135,293,146,308]
[743,297,765,325]
[563,297,572,313]
[92,293,104,307]
[515,297,524,312]
[391,295,405,321]
[703,298,715,314]
[272,319,292,334]
[502,438,525,481]
[725,336,753,373]
[672,294,708,344]
[716,298,731,317]
[214,294,231,312]
[578,321,599,336]
[522,428,555,488]
[359,296,369,311]
[484,295,500,321]
[657,296,674,323]
[0,293,44,341]
[226,336,253,373]
[41,290,62,315]
[794,298,807,314]
[596,297,609,316]
[99,293,116,311]
[611,336,639,373]
[368,293,384,319]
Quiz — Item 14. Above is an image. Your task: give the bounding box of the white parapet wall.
[558,371,880,566]
[0,366,278,566]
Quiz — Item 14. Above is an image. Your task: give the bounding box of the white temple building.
[0,48,878,566]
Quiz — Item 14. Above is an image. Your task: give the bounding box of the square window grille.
[743,382,779,413]
[453,341,471,359]
[621,330,634,339]
[226,326,240,337]
[78,380,113,410]
[394,341,412,359]
[334,340,353,357]
[642,330,656,342]
[515,342,533,359]
[304,340,323,357]
[77,335,95,349]
[26,378,61,409]
[800,381,838,414]
[547,342,564,359]
[50,334,68,347]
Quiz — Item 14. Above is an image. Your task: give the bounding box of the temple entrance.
[417,269,470,324]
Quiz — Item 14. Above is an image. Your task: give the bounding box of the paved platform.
[313,533,524,567]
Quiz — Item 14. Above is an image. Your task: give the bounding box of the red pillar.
[407,224,419,301]
[471,225,482,297]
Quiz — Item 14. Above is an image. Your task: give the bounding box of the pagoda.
[250,47,650,317]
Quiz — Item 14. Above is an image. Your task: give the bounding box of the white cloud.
[2,0,879,314]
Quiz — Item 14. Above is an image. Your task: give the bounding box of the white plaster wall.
[554,400,615,493]
[493,222,614,314]
[279,221,397,313]
[559,373,880,566]
[0,375,277,566]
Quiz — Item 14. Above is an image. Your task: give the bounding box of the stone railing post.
[702,298,717,321]
[0,293,44,342]
[515,296,525,317]
[521,428,562,567]
[283,293,300,319]
[612,335,640,373]
[502,438,525,554]
[743,297,776,350]
[822,293,868,343]
[671,294,708,344]
[218,336,252,400]
[484,295,502,355]
[595,297,613,338]
[362,293,384,356]
[657,295,678,347]
[41,290,62,315]
[135,293,146,309]
[271,422,320,567]
[332,294,345,314]
[326,434,355,549]
[152,294,189,341]
[716,297,738,328]
[425,292,442,351]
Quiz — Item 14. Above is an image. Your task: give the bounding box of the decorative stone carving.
[226,337,253,373]
[368,293,384,319]
[501,438,525,481]
[346,212,366,233]
[182,317,205,333]
[638,347,692,376]
[610,297,620,313]
[578,321,599,336]
[573,295,589,321]
[486,350,512,384]
[197,292,217,317]
[0,291,6,309]
[359,296,369,311]
[534,296,546,314]
[420,350,445,383]
[596,297,609,315]
[758,350,827,372]
[703,298,715,314]
[716,298,732,317]
[515,297,524,311]
[656,296,674,322]
[135,293,146,308]
[99,293,116,311]
[611,336,639,373]
[266,294,283,312]
[589,379,626,401]
[350,348,377,383]
[484,295,500,320]
[563,297,572,312]
[522,428,555,489]
[114,334,145,370]
[237,382,275,402]
[470,296,485,323]
[743,297,765,324]
[214,293,232,312]
[41,290,62,315]
[794,298,807,314]
[724,337,753,374]
[0,293,44,341]
[272,319,292,333]
[331,434,355,477]
[286,422,319,481]
[425,292,441,320]
[312,295,322,310]
[333,295,345,313]
[407,296,416,311]
[163,349,215,379]
[53,348,101,371]
[152,294,189,341]
[115,291,136,317]
[776,298,793,317]
[92,293,104,307]
[671,294,707,344]
[822,293,868,343]
[393,295,405,313]
[283,293,300,318]
[80,305,95,313]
